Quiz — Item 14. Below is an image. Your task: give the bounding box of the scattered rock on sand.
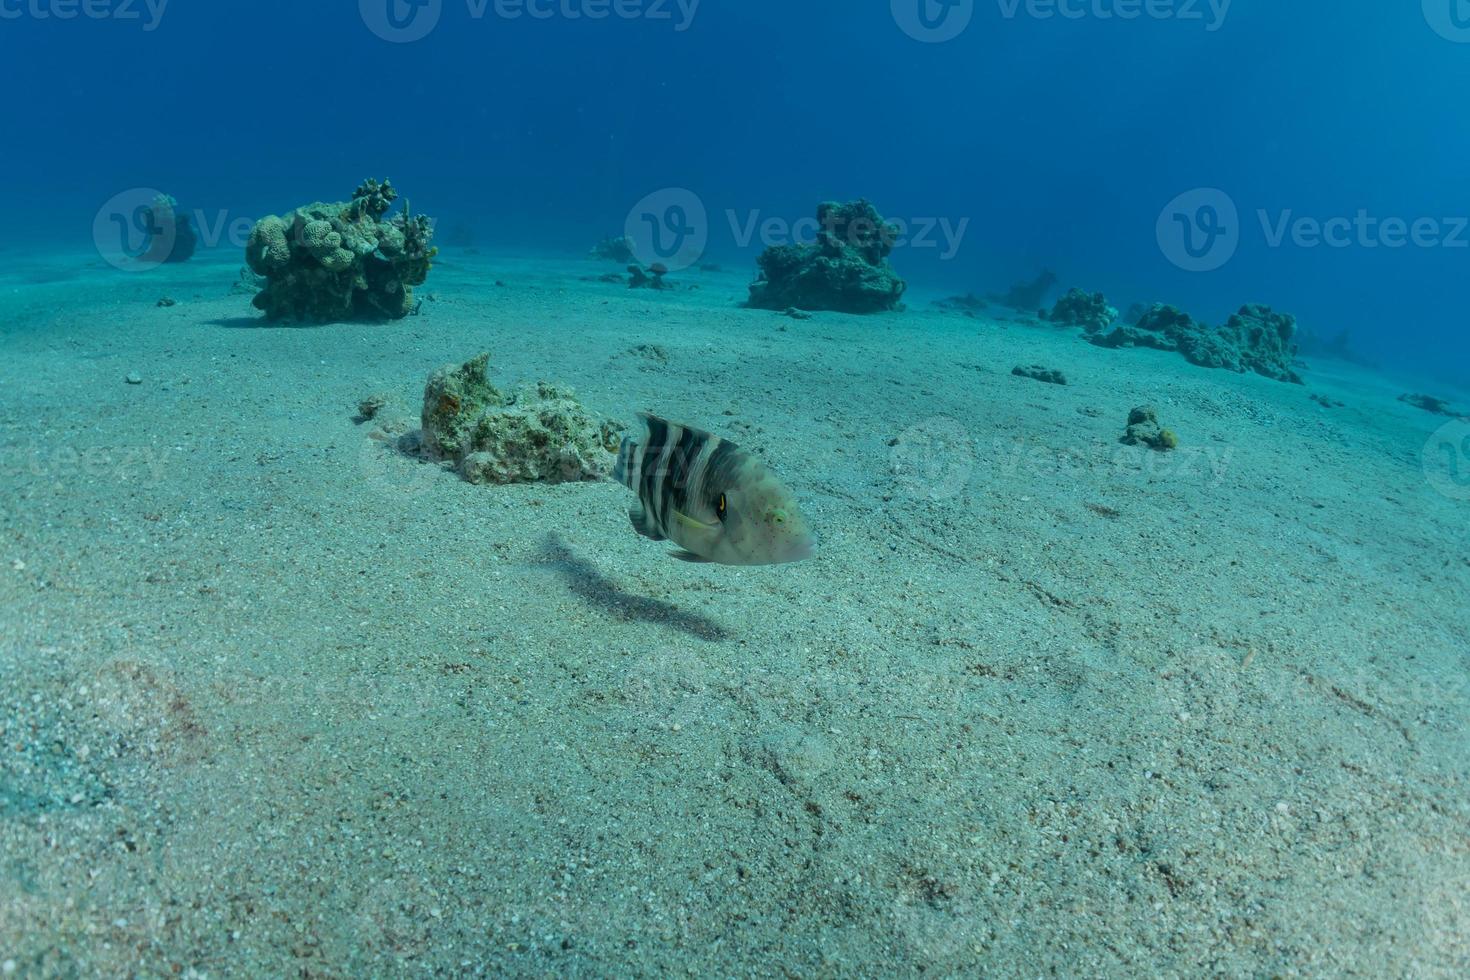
[421,353,622,484]
[933,292,988,313]
[1398,393,1457,416]
[125,372,143,385]
[627,264,674,290]
[156,297,177,308]
[1012,364,1068,385]
[1120,405,1178,451]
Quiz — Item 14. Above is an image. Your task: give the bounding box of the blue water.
[5,0,1468,382]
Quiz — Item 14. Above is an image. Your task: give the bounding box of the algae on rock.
[244,178,437,323]
[420,353,622,485]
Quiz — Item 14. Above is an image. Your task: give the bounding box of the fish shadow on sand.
[207,316,297,329]
[538,535,732,642]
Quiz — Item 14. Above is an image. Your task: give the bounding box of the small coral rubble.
[244,178,437,322]
[1120,406,1178,451]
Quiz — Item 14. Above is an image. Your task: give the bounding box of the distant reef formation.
[591,235,636,263]
[244,178,436,322]
[989,269,1057,313]
[138,194,197,264]
[420,353,622,484]
[747,200,906,314]
[1087,302,1304,384]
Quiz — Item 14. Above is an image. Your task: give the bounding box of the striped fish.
[613,413,815,565]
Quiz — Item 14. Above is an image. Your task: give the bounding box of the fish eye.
[769,508,787,525]
[716,493,728,521]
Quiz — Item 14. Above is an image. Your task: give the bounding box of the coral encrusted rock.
[1047,288,1118,332]
[244,178,437,322]
[420,353,623,485]
[746,200,907,314]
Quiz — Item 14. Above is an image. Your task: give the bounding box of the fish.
[612,413,816,565]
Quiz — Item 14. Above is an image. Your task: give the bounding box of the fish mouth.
[781,536,816,563]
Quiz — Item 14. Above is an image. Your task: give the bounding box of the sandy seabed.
[1,246,1467,977]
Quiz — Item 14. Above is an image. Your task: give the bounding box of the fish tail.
[613,436,639,490]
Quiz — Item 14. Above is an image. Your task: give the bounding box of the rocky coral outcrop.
[244,178,437,322]
[1087,302,1304,384]
[420,353,622,484]
[747,200,906,314]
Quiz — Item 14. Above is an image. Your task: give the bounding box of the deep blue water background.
[4,0,1467,385]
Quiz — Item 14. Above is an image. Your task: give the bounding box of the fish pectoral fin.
[669,549,712,563]
[629,504,665,541]
[673,509,718,532]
